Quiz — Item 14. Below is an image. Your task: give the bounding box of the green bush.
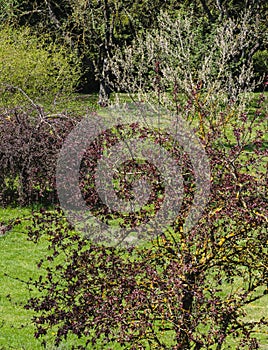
[0,26,82,106]
[253,49,268,82]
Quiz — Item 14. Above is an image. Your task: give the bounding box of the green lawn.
[0,207,45,349]
[0,207,125,349]
[0,207,267,349]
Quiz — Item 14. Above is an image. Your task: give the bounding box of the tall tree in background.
[0,0,181,104]
[0,0,266,102]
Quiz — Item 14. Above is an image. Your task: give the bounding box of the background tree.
[108,7,265,127]
[4,1,267,102]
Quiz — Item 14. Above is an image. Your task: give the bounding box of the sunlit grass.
[0,206,267,349]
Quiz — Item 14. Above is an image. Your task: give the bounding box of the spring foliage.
[0,26,81,106]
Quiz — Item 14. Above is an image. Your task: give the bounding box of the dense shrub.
[0,26,81,107]
[0,106,80,205]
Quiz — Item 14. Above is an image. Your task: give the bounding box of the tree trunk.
[98,58,110,107]
[176,253,195,349]
[199,0,214,22]
[98,0,112,107]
